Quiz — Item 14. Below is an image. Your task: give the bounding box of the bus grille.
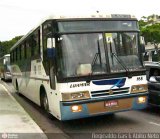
[91,87,130,98]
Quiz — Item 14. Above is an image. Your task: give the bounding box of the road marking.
[149,122,160,127]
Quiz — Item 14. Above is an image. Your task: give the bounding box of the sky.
[0,0,160,41]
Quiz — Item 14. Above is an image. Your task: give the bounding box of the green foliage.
[0,36,23,56]
[139,14,160,49]
[139,20,148,31]
[141,23,160,48]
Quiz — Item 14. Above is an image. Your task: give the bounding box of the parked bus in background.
[0,54,12,81]
[10,14,148,120]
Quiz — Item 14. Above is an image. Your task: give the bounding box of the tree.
[0,35,23,55]
[141,23,160,49]
[139,20,148,30]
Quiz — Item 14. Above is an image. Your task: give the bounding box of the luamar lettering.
[70,82,90,88]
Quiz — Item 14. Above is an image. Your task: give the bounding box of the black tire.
[41,91,49,113]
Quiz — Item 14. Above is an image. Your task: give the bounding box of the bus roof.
[43,14,136,20]
[10,14,137,51]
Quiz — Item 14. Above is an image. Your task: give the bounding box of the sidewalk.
[0,83,47,139]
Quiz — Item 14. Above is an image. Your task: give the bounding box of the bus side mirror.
[140,36,145,53]
[47,38,55,58]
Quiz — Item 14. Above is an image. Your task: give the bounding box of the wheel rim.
[43,94,49,111]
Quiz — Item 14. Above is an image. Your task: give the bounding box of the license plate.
[105,100,118,107]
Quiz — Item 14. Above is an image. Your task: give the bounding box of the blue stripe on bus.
[60,96,148,120]
[92,78,126,88]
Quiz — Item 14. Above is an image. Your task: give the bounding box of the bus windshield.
[57,32,143,78]
[107,32,143,72]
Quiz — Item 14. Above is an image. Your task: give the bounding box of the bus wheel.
[41,92,49,113]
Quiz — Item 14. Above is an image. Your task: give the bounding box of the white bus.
[10,14,148,120]
[0,54,12,81]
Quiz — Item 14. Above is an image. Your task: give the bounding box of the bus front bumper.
[60,92,148,121]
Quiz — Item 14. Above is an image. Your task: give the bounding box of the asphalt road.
[1,81,160,139]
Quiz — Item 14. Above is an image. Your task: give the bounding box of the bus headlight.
[71,105,82,112]
[138,96,146,104]
[62,91,90,101]
[131,84,148,93]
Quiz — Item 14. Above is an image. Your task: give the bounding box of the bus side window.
[15,48,18,61]
[31,28,40,59]
[26,40,31,59]
[42,21,53,75]
[21,44,25,60]
[35,29,40,58]
[19,45,22,60]
[24,42,27,59]
[12,51,14,62]
[14,50,16,62]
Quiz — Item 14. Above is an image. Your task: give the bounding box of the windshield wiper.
[112,52,132,78]
[92,40,102,67]
[86,40,103,83]
[92,53,99,66]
